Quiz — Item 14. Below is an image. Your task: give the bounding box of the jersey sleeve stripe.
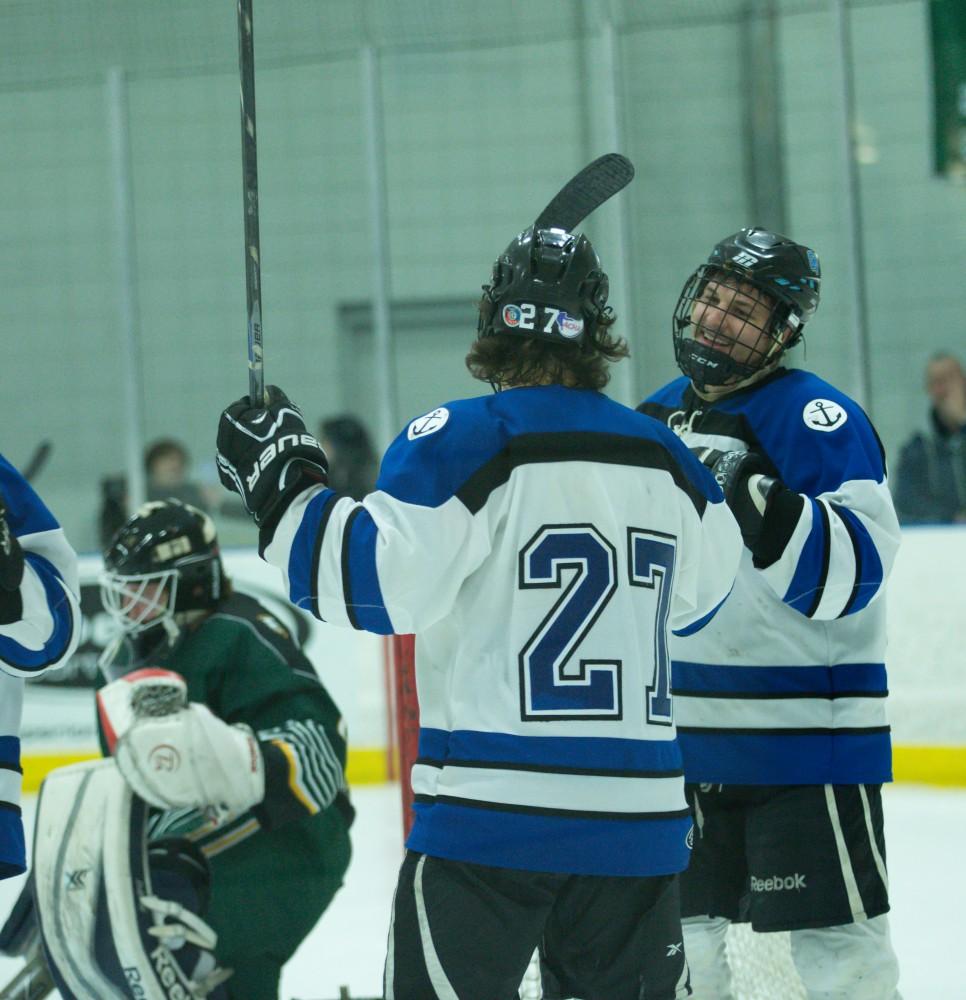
[341,506,393,635]
[671,586,732,637]
[0,555,76,673]
[270,738,318,814]
[340,507,362,628]
[782,498,831,617]
[830,504,884,616]
[286,488,337,618]
[259,719,346,816]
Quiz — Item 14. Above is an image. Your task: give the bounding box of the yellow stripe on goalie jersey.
[271,737,319,815]
[199,817,261,858]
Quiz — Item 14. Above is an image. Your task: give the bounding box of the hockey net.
[386,635,805,1000]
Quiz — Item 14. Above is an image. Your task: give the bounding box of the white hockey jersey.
[0,452,81,877]
[266,385,742,875]
[639,369,901,786]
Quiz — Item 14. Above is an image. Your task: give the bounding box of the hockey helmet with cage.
[673,227,821,389]
[478,226,611,347]
[100,499,223,649]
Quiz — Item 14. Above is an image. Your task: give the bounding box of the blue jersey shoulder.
[728,370,886,493]
[0,453,59,537]
[641,376,691,410]
[377,385,722,507]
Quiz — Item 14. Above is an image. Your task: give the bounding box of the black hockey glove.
[0,489,25,593]
[691,448,781,553]
[216,385,329,534]
[0,488,25,625]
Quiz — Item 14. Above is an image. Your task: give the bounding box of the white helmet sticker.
[803,398,848,432]
[556,312,584,339]
[407,407,450,441]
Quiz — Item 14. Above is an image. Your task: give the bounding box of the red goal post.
[385,633,419,837]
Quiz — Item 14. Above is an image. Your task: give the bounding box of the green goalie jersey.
[98,588,353,1000]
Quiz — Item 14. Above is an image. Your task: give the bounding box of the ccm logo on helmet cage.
[502,303,584,338]
[245,433,322,491]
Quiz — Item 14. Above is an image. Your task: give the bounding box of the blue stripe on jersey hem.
[405,800,692,876]
[345,507,393,634]
[783,498,828,614]
[417,727,683,774]
[672,586,732,637]
[672,661,887,696]
[0,554,73,672]
[0,810,26,878]
[287,489,336,614]
[0,737,20,770]
[677,729,893,784]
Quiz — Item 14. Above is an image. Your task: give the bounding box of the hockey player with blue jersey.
[215,159,744,1000]
[0,453,81,878]
[638,228,903,999]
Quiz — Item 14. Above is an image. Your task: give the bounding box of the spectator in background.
[317,415,378,501]
[99,438,214,548]
[894,352,966,524]
[144,438,211,509]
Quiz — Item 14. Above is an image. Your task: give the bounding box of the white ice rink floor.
[1,781,963,999]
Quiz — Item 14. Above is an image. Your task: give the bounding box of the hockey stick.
[236,0,266,405]
[21,441,52,483]
[0,941,55,1000]
[533,153,634,233]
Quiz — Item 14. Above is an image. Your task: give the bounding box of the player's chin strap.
[32,759,232,999]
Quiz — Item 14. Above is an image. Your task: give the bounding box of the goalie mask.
[673,227,821,390]
[478,226,611,347]
[100,500,223,657]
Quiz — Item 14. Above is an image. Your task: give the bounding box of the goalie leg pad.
[32,759,231,999]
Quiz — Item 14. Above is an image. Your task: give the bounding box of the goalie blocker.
[32,759,231,1000]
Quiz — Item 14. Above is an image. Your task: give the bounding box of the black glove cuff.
[0,588,24,626]
[0,527,24,593]
[752,485,805,569]
[256,461,329,554]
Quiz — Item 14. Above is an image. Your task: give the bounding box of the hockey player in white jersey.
[215,158,743,1000]
[638,228,903,999]
[0,452,81,878]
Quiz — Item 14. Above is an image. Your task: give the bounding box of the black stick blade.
[534,153,635,232]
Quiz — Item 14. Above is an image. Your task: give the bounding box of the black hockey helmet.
[673,227,821,389]
[478,226,610,347]
[100,499,223,645]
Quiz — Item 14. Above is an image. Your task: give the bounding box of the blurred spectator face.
[925,356,966,429]
[146,444,189,488]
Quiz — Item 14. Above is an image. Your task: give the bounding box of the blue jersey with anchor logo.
[639,368,901,786]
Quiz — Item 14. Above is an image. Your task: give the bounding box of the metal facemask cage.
[99,566,182,640]
[98,499,223,651]
[672,264,799,390]
[673,227,820,390]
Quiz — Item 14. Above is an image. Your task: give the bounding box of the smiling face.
[689,272,787,373]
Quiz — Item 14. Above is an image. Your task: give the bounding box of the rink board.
[18,526,966,789]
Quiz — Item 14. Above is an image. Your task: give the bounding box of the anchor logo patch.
[803,398,847,432]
